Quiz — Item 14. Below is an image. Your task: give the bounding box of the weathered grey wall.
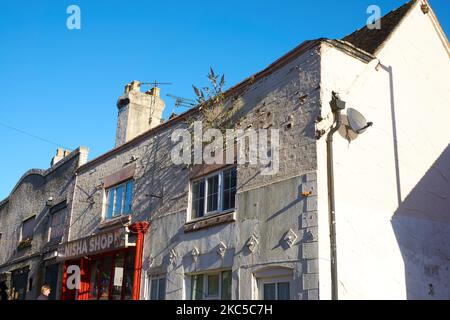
[68,43,321,300]
[0,148,87,300]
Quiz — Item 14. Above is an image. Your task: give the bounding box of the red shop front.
[60,222,149,300]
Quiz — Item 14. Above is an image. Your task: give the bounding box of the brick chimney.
[51,148,71,166]
[115,80,166,147]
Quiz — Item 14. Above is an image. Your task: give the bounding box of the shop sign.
[61,228,127,260]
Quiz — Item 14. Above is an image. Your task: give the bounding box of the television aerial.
[166,94,196,117]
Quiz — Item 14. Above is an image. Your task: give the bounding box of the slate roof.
[342,0,416,54]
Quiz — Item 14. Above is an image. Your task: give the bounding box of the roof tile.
[342,1,416,54]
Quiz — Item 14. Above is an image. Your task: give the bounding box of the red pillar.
[61,262,68,301]
[128,221,150,300]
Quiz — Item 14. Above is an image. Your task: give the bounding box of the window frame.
[189,166,237,220]
[189,270,232,300]
[20,216,36,241]
[48,206,66,242]
[255,272,293,300]
[260,279,291,300]
[104,179,134,220]
[148,275,166,300]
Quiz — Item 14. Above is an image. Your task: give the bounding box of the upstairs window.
[191,167,237,219]
[21,216,35,241]
[106,180,134,219]
[48,206,66,242]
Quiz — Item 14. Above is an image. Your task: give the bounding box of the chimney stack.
[51,148,71,166]
[115,80,165,147]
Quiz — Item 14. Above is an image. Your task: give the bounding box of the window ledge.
[184,211,235,233]
[45,237,62,248]
[17,238,33,251]
[98,215,131,230]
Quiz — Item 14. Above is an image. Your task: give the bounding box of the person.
[37,284,51,300]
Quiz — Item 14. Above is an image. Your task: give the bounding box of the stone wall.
[0,147,87,299]
[68,43,321,299]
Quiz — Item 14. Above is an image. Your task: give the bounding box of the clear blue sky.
[0,0,448,200]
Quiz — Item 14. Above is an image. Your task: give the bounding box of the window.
[255,267,293,300]
[21,216,35,241]
[48,207,66,242]
[263,281,290,300]
[149,276,166,300]
[190,270,232,300]
[106,180,134,219]
[222,167,237,211]
[191,167,237,219]
[88,251,135,300]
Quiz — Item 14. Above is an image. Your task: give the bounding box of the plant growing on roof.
[191,67,239,134]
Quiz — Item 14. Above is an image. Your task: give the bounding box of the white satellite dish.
[338,108,373,141]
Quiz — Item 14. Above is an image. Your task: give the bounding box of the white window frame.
[104,179,134,220]
[258,276,292,300]
[253,267,294,300]
[189,166,236,220]
[147,275,166,300]
[189,270,231,300]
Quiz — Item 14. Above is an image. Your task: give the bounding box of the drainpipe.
[326,91,345,300]
[129,221,150,300]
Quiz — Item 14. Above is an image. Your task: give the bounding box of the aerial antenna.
[166,94,196,108]
[140,81,172,88]
[166,94,196,117]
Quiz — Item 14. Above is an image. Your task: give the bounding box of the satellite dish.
[338,108,373,141]
[347,108,373,134]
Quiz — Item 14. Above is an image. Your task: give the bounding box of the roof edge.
[423,0,450,57]
[371,0,419,55]
[0,147,87,206]
[76,39,324,173]
[325,39,377,62]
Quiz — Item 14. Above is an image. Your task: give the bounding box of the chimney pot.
[129,80,141,93]
[147,87,160,97]
[51,148,65,166]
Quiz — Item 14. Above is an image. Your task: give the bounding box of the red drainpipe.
[61,262,68,300]
[128,221,150,300]
[77,257,91,300]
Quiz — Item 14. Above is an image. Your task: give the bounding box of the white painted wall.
[317,3,450,299]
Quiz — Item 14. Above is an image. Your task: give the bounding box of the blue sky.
[0,0,448,200]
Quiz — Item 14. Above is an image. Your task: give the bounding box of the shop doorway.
[44,264,59,300]
[88,250,135,300]
[62,249,135,300]
[10,267,29,300]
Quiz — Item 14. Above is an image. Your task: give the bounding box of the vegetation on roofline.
[191,67,240,133]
